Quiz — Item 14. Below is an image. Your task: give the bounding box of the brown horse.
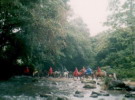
[94,70,107,79]
[73,71,85,80]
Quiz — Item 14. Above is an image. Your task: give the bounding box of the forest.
[0,0,135,80]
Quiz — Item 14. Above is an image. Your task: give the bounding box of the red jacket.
[73,68,79,76]
[48,67,53,75]
[97,67,101,72]
[24,67,29,73]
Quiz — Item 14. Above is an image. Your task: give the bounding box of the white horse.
[63,71,69,78]
[107,72,117,80]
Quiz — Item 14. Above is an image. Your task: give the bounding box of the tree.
[0,0,69,79]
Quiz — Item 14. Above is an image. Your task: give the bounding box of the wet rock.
[98,99,105,100]
[75,90,82,94]
[100,91,110,96]
[91,91,102,96]
[130,91,135,95]
[83,84,96,89]
[102,93,109,96]
[32,78,38,82]
[91,91,110,96]
[126,85,135,91]
[47,96,57,100]
[125,91,135,98]
[108,80,127,90]
[46,95,69,100]
[97,82,104,86]
[74,90,84,98]
[97,82,100,85]
[40,92,53,97]
[40,93,53,97]
[125,93,133,98]
[90,94,98,98]
[81,80,96,84]
[52,82,58,85]
[74,94,84,98]
[57,96,69,100]
[113,87,123,90]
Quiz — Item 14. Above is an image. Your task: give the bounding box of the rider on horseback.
[97,66,101,72]
[48,67,53,76]
[85,67,92,75]
[73,67,79,77]
[80,66,86,73]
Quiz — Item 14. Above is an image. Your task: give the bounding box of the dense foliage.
[92,0,135,78]
[0,0,135,80]
[0,0,95,79]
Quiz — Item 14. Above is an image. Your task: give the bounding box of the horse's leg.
[81,75,83,80]
[67,74,68,78]
[91,74,93,80]
[92,74,95,80]
[96,75,98,80]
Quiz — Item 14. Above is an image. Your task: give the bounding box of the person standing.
[48,67,53,76]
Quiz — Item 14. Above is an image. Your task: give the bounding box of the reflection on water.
[0,76,134,100]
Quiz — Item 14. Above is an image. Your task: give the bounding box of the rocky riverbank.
[40,77,135,100]
[0,76,135,100]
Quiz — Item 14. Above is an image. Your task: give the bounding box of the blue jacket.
[85,68,92,74]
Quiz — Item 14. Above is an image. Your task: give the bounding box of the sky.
[69,0,109,36]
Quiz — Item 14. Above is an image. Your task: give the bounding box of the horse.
[63,71,69,78]
[33,70,48,77]
[81,68,94,80]
[67,71,73,78]
[73,70,86,80]
[94,70,107,80]
[107,72,117,80]
[84,72,95,80]
[53,71,61,78]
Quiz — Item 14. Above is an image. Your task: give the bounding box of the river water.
[0,76,134,100]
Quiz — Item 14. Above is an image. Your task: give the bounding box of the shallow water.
[0,76,134,100]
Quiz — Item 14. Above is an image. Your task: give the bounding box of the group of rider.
[48,66,101,77]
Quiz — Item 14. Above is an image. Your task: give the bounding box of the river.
[0,76,134,100]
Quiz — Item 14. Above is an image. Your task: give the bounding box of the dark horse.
[84,72,94,80]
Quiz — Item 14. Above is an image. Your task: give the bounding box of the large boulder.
[90,94,98,98]
[74,94,84,98]
[91,91,110,96]
[126,85,135,91]
[108,80,127,90]
[74,90,84,98]
[125,92,135,98]
[75,90,82,94]
[83,84,96,89]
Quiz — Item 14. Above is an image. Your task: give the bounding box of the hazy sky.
[69,0,109,36]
